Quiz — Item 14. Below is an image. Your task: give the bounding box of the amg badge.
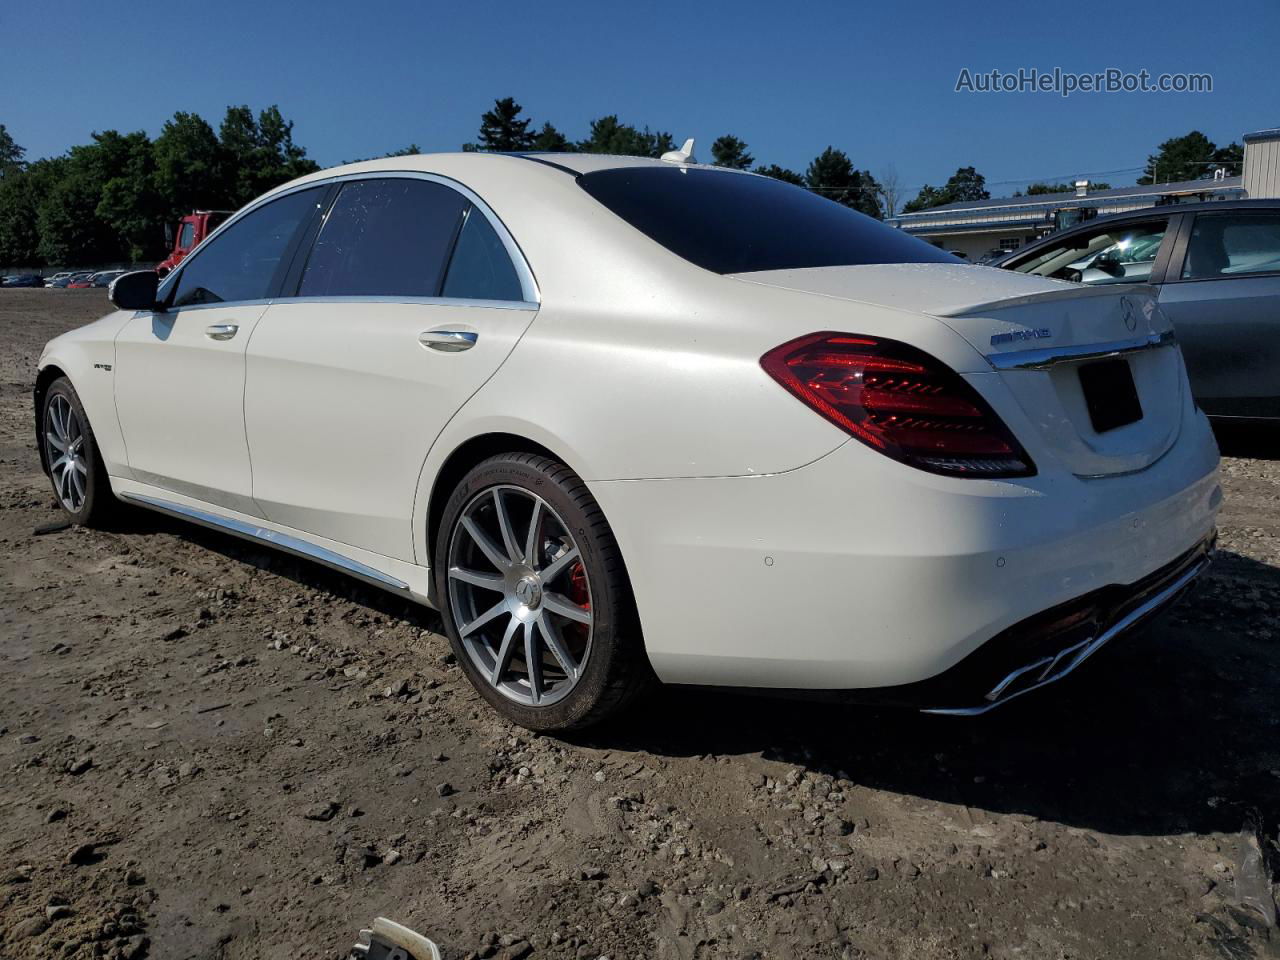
[990,328,1052,347]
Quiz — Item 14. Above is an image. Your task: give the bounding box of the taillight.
[761,332,1035,478]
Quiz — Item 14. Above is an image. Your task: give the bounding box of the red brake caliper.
[567,560,591,649]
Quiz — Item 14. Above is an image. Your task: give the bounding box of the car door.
[1002,215,1177,285]
[1157,209,1280,418]
[113,186,327,515]
[243,175,539,561]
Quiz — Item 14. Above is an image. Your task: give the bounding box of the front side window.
[177,222,195,250]
[1181,213,1280,279]
[298,178,468,298]
[1009,220,1169,285]
[578,167,957,275]
[170,188,323,307]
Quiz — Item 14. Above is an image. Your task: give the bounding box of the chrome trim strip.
[922,553,1210,717]
[282,295,538,311]
[985,329,1177,371]
[120,493,411,595]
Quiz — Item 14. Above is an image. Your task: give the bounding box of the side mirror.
[1093,253,1124,277]
[109,270,161,311]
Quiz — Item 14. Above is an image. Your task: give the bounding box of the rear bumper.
[913,534,1213,714]
[591,411,1221,692]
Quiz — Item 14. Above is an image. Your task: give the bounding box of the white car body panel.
[114,303,269,516]
[245,298,538,561]
[35,152,1222,706]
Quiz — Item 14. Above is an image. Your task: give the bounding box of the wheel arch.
[424,432,565,576]
[420,430,642,632]
[33,363,71,476]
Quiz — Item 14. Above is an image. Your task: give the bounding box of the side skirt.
[117,489,428,602]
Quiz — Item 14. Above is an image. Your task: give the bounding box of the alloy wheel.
[45,394,87,512]
[447,485,593,706]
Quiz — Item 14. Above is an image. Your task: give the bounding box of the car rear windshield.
[577,167,958,275]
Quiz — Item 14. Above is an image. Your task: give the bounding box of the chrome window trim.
[120,492,411,595]
[157,169,540,308]
[151,295,537,316]
[147,297,275,316]
[283,295,538,311]
[985,329,1177,371]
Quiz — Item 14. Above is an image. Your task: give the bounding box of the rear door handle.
[205,324,239,341]
[419,329,478,352]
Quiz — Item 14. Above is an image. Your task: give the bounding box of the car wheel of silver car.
[435,453,651,731]
[41,377,115,527]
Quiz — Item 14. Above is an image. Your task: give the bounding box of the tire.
[40,377,116,527]
[433,453,651,731]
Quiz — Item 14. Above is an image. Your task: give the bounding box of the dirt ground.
[2,289,1279,960]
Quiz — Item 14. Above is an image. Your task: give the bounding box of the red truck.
[157,210,232,275]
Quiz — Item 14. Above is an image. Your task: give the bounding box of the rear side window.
[1181,213,1280,279]
[442,207,525,301]
[170,187,323,307]
[577,167,957,275]
[298,178,468,298]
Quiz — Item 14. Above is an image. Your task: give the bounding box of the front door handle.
[419,329,478,352]
[205,323,239,341]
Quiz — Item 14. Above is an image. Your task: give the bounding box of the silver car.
[998,199,1280,421]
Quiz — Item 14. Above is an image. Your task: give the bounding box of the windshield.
[577,167,958,275]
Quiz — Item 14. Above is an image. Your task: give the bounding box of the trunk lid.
[735,263,1185,477]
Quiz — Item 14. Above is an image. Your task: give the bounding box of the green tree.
[96,131,164,262]
[902,167,990,212]
[1213,141,1243,174]
[805,147,881,218]
[941,166,989,203]
[754,164,805,186]
[902,184,945,213]
[0,158,65,265]
[0,124,24,175]
[476,97,536,152]
[384,144,422,157]
[1021,181,1111,196]
[217,105,319,208]
[711,135,753,170]
[531,122,572,152]
[578,116,673,158]
[35,137,134,266]
[154,111,224,219]
[1138,130,1219,184]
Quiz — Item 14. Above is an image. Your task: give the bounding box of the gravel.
[1,290,1278,958]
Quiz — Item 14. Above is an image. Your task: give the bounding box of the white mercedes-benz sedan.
[35,150,1220,730]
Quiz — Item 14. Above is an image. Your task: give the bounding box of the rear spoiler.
[934,282,1159,319]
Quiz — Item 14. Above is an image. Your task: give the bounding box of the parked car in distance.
[67,276,96,289]
[90,270,128,288]
[47,272,93,289]
[996,199,1280,420]
[36,152,1219,730]
[1,274,45,288]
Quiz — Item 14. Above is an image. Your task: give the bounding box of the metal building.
[887,176,1243,262]
[1243,128,1280,199]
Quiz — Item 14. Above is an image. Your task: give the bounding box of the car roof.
[277,150,752,193]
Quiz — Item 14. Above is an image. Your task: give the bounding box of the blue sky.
[4,0,1276,199]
